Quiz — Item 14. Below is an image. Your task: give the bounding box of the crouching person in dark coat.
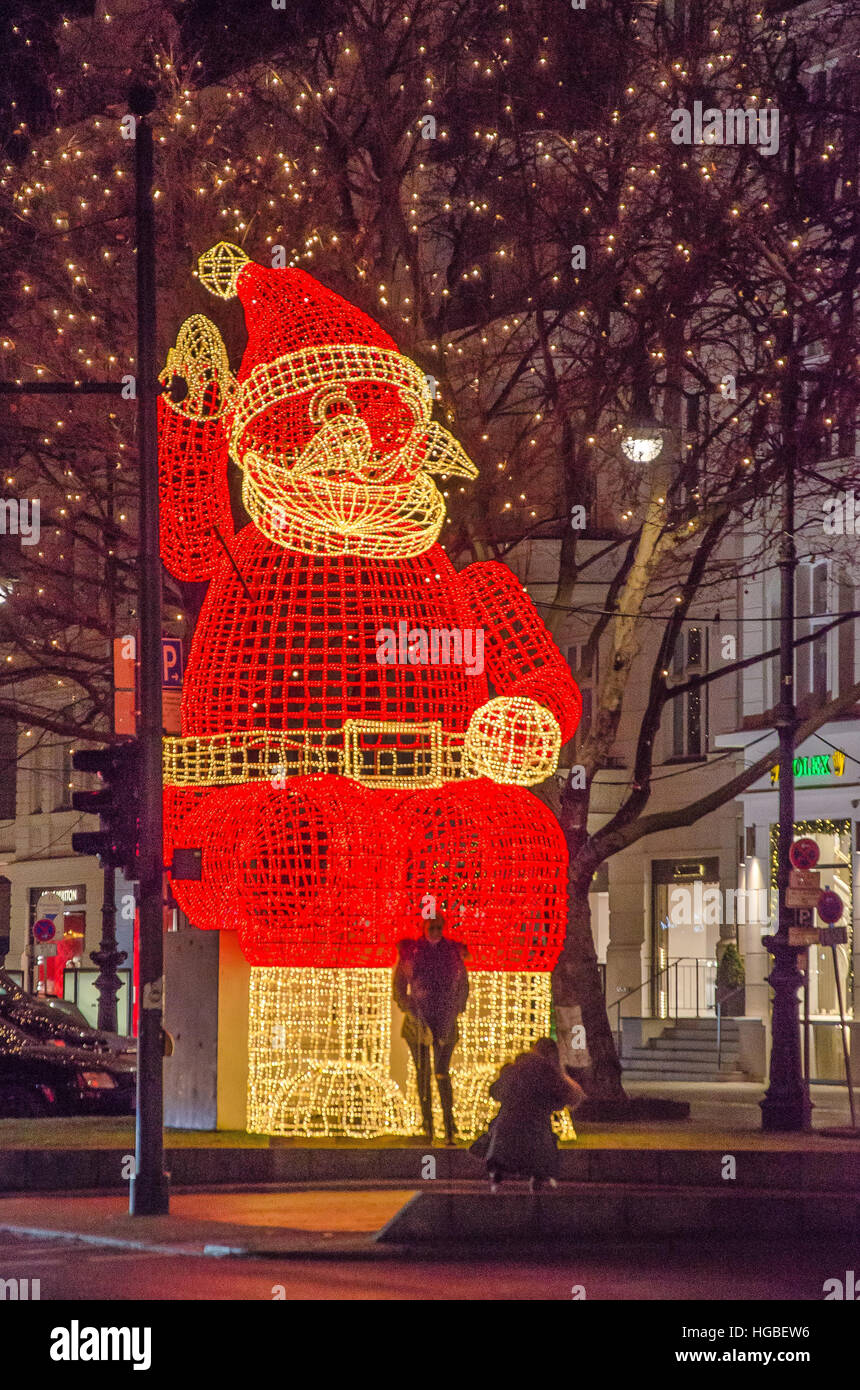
[484,1037,585,1193]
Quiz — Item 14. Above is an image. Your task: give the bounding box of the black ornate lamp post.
[90,866,127,1034]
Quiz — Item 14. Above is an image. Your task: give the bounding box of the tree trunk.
[553,871,626,1100]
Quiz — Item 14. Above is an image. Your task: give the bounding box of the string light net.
[444,970,576,1141]
[249,967,575,1139]
[464,696,561,785]
[247,967,415,1137]
[159,244,583,1133]
[160,479,580,966]
[164,775,570,970]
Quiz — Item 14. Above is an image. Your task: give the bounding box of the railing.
[608,957,717,1057]
[659,957,717,1017]
[716,985,746,1071]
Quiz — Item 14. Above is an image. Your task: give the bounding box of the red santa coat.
[158,252,581,972]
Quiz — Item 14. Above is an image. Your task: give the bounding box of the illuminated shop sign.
[28,885,86,910]
[770,751,845,785]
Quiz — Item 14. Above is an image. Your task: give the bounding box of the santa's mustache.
[237,404,477,490]
[288,410,406,484]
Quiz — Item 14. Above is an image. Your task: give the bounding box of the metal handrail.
[716,984,746,1070]
[609,956,710,1057]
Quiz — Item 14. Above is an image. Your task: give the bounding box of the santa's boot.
[436,1073,457,1145]
[419,1093,435,1141]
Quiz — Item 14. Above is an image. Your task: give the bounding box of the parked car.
[0,970,135,1056]
[0,1014,136,1117]
[40,993,136,1055]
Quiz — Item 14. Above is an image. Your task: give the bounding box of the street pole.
[91,865,126,1033]
[760,316,812,1132]
[90,467,126,1033]
[129,85,169,1215]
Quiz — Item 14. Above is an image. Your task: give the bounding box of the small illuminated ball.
[198,240,249,299]
[465,696,561,786]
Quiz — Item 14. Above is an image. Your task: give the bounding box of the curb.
[3,1141,859,1193]
[0,1219,389,1261]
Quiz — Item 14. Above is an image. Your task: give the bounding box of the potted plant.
[716,941,746,1017]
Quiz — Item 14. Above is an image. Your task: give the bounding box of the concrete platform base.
[1,1141,857,1193]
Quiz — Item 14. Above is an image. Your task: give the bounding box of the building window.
[795,560,830,710]
[671,626,707,758]
[55,746,73,811]
[0,719,16,820]
[837,573,856,696]
[767,560,843,713]
[567,643,596,747]
[27,744,44,817]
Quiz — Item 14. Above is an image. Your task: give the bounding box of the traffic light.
[71,740,140,880]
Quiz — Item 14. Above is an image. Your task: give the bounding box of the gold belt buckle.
[342,719,443,788]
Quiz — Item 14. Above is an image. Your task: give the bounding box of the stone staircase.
[622,1017,748,1082]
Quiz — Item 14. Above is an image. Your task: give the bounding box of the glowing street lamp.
[620,418,668,464]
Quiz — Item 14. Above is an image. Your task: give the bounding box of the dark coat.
[393,937,469,1045]
[485,1052,584,1179]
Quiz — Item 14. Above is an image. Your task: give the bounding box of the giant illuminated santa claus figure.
[158,241,581,1137]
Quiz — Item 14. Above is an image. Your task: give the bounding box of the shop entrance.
[651,857,720,1017]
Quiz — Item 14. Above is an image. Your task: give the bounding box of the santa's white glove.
[464,696,561,786]
[160,314,236,421]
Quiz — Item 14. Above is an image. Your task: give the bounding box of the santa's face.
[243,378,420,483]
[231,376,450,555]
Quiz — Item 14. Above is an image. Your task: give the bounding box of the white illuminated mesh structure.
[198,239,250,298]
[448,970,576,1140]
[248,967,575,1140]
[247,967,416,1137]
[464,697,562,788]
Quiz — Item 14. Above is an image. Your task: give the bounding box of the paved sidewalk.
[3,1153,859,1258]
[0,1188,416,1259]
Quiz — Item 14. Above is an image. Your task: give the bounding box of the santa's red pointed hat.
[197,241,476,480]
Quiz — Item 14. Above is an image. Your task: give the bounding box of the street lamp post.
[128,84,170,1215]
[90,474,126,1033]
[760,316,812,1133]
[90,865,127,1033]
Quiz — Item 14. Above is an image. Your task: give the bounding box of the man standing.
[394,913,469,1145]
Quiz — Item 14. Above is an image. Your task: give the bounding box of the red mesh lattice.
[179,528,488,737]
[160,251,582,971]
[231,258,420,484]
[460,561,582,741]
[166,775,567,970]
[165,783,260,933]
